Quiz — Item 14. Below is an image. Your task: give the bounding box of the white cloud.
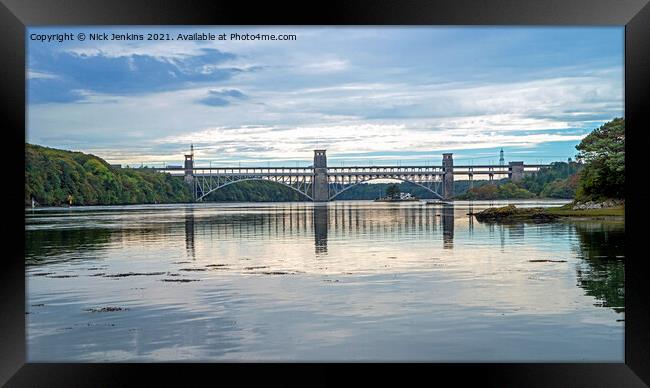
[298,59,349,73]
[27,70,59,80]
[64,41,206,60]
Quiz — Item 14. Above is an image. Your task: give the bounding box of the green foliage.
[203,180,306,202]
[25,143,192,206]
[385,184,400,199]
[539,174,580,198]
[458,182,535,200]
[454,161,583,200]
[335,182,441,200]
[575,118,625,200]
[519,161,583,197]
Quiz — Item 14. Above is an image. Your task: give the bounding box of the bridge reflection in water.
[183,202,456,258]
[185,207,195,259]
[314,205,329,255]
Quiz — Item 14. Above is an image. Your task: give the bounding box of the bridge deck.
[162,170,544,177]
[153,164,548,173]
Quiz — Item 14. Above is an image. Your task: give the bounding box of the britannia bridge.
[152,149,549,202]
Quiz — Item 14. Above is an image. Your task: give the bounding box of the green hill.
[26,143,192,206]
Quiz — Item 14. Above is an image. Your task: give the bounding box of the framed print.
[2,0,649,386]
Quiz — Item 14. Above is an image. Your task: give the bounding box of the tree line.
[455,161,583,200]
[26,144,192,206]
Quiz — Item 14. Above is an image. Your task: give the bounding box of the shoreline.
[26,197,572,209]
[472,203,624,222]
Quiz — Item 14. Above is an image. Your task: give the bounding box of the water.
[25,200,624,361]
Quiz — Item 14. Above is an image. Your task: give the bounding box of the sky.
[26,26,624,167]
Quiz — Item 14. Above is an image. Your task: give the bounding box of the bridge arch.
[329,177,444,201]
[195,177,314,202]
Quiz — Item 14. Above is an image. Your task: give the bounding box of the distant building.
[109,164,122,169]
[399,192,414,200]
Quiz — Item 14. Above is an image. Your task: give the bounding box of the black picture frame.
[2,0,649,386]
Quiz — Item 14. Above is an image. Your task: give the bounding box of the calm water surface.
[25,200,624,361]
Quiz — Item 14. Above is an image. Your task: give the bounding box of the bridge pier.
[184,145,195,200]
[442,153,454,200]
[184,146,194,184]
[509,161,524,182]
[312,149,329,202]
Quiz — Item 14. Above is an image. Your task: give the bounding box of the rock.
[104,272,165,277]
[161,278,200,282]
[85,306,129,313]
[474,205,557,222]
[572,199,624,210]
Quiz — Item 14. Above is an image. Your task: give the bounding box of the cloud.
[28,47,240,103]
[149,122,588,165]
[297,58,349,73]
[27,70,59,80]
[197,89,247,107]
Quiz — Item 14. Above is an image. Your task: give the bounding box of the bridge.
[152,149,549,202]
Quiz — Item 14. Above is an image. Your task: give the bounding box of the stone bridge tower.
[312,150,329,202]
[442,153,454,200]
[509,161,524,182]
[184,144,194,184]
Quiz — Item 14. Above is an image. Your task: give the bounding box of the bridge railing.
[155,167,315,175]
[153,164,550,176]
[327,166,445,175]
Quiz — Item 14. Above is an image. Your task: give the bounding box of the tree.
[385,184,400,199]
[575,118,625,200]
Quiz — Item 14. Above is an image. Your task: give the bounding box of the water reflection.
[442,204,454,249]
[185,207,195,260]
[26,227,112,265]
[506,223,525,241]
[468,201,474,235]
[167,204,459,251]
[474,216,625,315]
[574,222,625,313]
[313,205,328,255]
[310,203,455,254]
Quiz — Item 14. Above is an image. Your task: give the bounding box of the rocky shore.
[473,205,558,222]
[571,199,624,210]
[473,200,624,222]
